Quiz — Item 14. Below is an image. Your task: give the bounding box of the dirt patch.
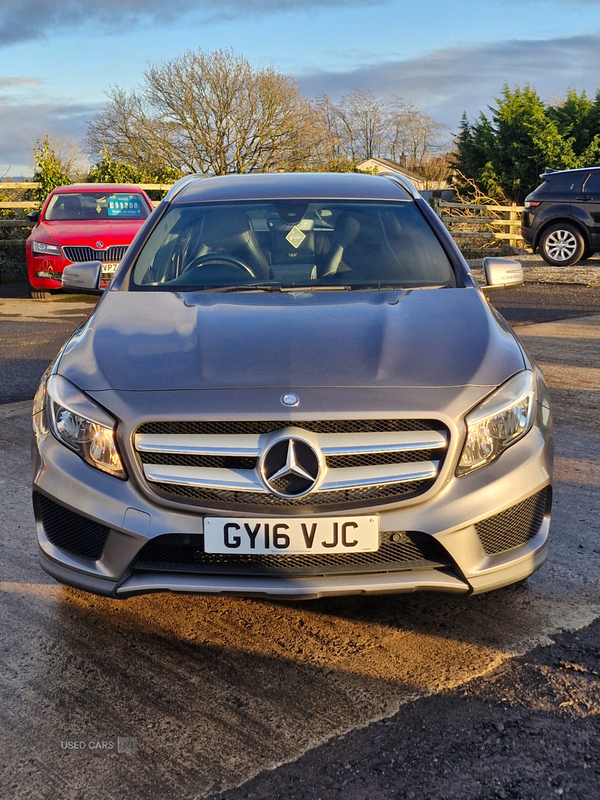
[212,621,600,800]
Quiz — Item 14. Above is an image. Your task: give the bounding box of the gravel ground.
[468,254,600,286]
[2,263,600,800]
[211,620,600,800]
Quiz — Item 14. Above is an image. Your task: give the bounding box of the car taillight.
[524,201,541,209]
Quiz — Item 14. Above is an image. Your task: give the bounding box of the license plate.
[203,516,379,555]
[101,262,119,275]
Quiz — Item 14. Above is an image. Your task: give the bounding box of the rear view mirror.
[27,210,40,223]
[62,261,103,295]
[481,257,524,291]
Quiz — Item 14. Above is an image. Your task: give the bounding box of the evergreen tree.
[452,84,600,202]
[547,88,596,158]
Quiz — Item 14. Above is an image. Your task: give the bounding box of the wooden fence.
[0,183,525,250]
[429,198,524,248]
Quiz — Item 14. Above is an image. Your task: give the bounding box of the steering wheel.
[181,253,257,279]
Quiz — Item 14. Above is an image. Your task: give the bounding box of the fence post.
[509,203,518,249]
[429,196,442,218]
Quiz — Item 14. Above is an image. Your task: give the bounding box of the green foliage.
[32,136,72,201]
[453,84,600,202]
[85,151,182,202]
[324,160,378,173]
[86,150,181,185]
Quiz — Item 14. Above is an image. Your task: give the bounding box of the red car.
[26,184,154,298]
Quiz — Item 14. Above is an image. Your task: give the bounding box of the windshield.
[130,200,455,291]
[45,191,151,221]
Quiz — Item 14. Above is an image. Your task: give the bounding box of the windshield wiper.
[279,285,351,292]
[200,283,281,293]
[348,283,451,291]
[192,282,450,294]
[202,284,352,293]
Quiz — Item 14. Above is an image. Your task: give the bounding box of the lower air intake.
[475,489,549,556]
[37,493,111,561]
[132,530,454,577]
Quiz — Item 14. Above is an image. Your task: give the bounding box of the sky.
[1,0,600,175]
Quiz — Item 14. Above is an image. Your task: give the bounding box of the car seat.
[194,209,270,279]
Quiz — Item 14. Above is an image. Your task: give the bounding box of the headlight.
[32,241,62,256]
[457,370,536,476]
[32,364,53,437]
[46,374,126,479]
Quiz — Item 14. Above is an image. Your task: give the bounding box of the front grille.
[134,418,449,512]
[132,530,453,576]
[37,493,110,560]
[133,419,449,513]
[63,245,128,263]
[151,479,428,509]
[137,419,440,436]
[475,489,549,556]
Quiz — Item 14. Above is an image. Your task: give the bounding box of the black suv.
[521,167,600,266]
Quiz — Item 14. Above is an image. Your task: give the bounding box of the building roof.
[357,157,423,183]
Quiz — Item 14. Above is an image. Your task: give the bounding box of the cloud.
[299,32,600,129]
[0,97,98,174]
[0,0,376,45]
[0,77,44,88]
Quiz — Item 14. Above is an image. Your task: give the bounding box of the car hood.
[33,219,145,248]
[59,288,525,392]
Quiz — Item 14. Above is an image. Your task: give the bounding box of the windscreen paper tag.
[107,195,142,218]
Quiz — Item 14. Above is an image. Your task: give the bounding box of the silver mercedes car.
[32,172,553,599]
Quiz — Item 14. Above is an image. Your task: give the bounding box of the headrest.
[335,214,360,247]
[200,210,253,246]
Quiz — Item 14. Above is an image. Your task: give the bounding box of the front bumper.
[33,402,553,599]
[26,251,67,289]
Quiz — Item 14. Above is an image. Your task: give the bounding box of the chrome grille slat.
[135,433,261,456]
[135,429,446,457]
[319,462,439,491]
[319,430,447,454]
[142,460,439,493]
[143,465,268,493]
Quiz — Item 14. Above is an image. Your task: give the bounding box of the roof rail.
[539,166,596,179]
[379,172,420,199]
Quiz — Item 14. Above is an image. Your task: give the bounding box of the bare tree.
[86,88,179,175]
[388,98,449,169]
[86,49,328,175]
[313,93,348,169]
[333,89,388,162]
[314,89,449,176]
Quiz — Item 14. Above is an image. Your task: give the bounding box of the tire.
[29,286,52,300]
[582,248,594,261]
[539,223,585,267]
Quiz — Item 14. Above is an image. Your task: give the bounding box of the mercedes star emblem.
[281,392,300,407]
[261,438,320,497]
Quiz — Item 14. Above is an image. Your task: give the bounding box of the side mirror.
[61,261,104,295]
[480,257,524,291]
[27,210,40,223]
